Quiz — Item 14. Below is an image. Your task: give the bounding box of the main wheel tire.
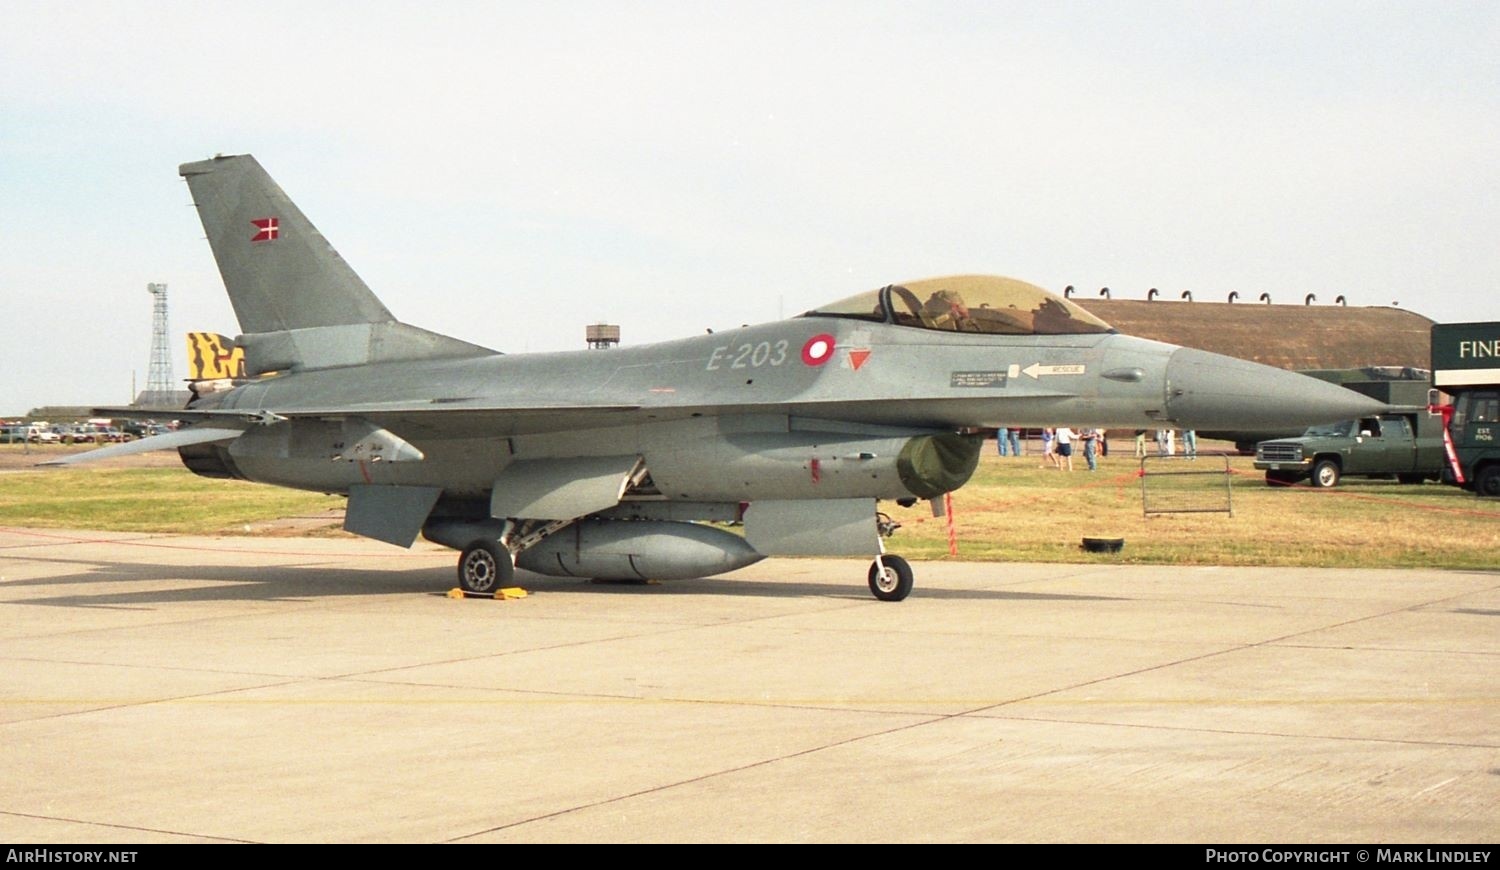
[868,555,914,602]
[458,541,513,594]
[1311,459,1341,488]
[1476,465,1500,499]
[1264,471,1296,487]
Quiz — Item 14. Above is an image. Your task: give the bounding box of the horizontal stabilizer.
[39,426,244,466]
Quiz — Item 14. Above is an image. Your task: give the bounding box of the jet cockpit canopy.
[801,275,1114,336]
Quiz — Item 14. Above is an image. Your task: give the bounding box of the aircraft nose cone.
[1165,347,1387,430]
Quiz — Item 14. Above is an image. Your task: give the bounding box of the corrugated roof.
[1077,299,1433,370]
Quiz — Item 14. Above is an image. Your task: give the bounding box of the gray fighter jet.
[63,155,1383,600]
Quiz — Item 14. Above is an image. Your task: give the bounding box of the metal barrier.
[1139,454,1234,516]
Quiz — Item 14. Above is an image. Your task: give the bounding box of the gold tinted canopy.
[802,275,1114,336]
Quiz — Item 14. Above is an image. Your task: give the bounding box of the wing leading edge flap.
[489,456,643,520]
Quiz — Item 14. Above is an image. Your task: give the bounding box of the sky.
[2,0,1497,414]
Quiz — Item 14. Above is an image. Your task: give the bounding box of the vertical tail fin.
[179,155,493,373]
[179,155,392,333]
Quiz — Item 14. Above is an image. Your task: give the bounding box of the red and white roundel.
[801,334,836,366]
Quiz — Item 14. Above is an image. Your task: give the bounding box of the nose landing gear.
[868,554,913,602]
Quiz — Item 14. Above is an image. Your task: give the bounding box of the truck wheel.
[1476,466,1500,499]
[1264,471,1296,487]
[1311,459,1341,488]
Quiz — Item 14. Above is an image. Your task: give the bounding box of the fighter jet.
[61,155,1384,601]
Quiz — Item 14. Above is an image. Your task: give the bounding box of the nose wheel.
[458,540,515,594]
[868,554,913,602]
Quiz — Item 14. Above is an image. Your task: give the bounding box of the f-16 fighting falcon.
[59,155,1383,601]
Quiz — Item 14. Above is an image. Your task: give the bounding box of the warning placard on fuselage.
[950,371,1009,388]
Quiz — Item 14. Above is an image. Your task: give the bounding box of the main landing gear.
[446,512,920,602]
[458,540,515,594]
[445,518,569,595]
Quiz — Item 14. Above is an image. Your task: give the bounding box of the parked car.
[58,426,96,444]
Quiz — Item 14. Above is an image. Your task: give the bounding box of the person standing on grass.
[1079,427,1099,471]
[997,427,1022,457]
[1055,426,1076,471]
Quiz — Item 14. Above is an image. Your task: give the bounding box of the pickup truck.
[1254,410,1445,488]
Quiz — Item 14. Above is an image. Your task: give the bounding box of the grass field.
[2,447,1497,569]
[0,466,343,536]
[898,451,1500,569]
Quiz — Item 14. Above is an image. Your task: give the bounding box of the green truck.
[1254,377,1446,487]
[1431,321,1500,497]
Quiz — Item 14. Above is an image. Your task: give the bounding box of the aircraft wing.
[58,403,656,464]
[89,401,642,420]
[222,401,644,418]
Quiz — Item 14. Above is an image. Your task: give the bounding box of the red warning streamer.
[944,491,957,556]
[1434,403,1466,485]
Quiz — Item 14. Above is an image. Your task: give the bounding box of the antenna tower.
[145,283,174,401]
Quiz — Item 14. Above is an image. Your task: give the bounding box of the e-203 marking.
[706,340,790,370]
